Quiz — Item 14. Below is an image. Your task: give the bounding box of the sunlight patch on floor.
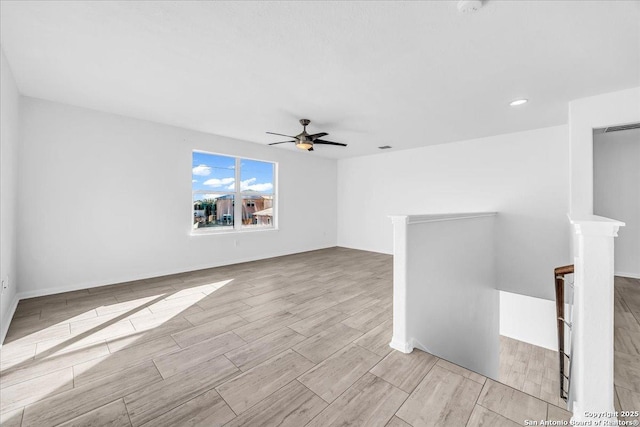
[1,278,236,371]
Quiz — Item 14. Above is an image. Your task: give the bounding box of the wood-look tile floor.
[613,275,640,422]
[1,247,571,426]
[499,275,640,423]
[498,336,563,407]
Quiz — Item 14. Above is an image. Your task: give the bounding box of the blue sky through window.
[192,152,274,201]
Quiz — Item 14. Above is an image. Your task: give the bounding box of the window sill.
[190,227,279,236]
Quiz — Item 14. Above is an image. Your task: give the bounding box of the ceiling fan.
[267,119,347,151]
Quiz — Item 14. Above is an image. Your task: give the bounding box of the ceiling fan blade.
[266,132,297,138]
[314,139,347,147]
[308,132,328,139]
[268,140,296,145]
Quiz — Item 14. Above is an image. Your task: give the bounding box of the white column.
[569,215,624,423]
[389,215,412,353]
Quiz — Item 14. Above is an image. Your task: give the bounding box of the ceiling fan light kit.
[267,119,347,152]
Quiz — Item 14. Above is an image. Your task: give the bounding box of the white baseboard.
[410,338,434,356]
[17,245,338,301]
[389,337,414,353]
[616,271,640,280]
[2,245,338,345]
[0,294,20,346]
[335,242,392,256]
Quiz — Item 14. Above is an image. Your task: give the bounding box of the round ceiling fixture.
[509,99,528,107]
[457,0,483,13]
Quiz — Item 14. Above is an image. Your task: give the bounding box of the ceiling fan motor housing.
[297,119,311,142]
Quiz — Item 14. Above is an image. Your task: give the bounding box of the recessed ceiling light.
[510,99,528,107]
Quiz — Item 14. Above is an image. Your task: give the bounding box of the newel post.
[389,215,413,353]
[569,215,624,423]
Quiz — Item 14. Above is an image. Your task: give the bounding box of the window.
[192,151,276,232]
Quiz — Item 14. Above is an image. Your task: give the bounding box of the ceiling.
[1,1,639,159]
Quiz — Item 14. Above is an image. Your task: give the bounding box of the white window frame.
[191,151,277,234]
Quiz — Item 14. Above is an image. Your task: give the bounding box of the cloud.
[204,177,273,192]
[239,178,256,189]
[239,178,273,192]
[225,178,255,191]
[203,177,235,188]
[194,194,223,202]
[192,165,212,176]
[245,182,273,192]
[192,179,198,183]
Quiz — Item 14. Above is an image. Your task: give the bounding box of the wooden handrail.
[554,264,574,401]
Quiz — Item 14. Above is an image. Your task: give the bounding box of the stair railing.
[554,264,574,401]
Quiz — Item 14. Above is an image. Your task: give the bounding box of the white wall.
[338,125,570,300]
[499,291,558,350]
[17,98,337,297]
[569,87,640,216]
[392,214,499,379]
[0,49,20,342]
[594,128,640,278]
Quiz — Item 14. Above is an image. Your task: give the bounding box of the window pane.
[192,152,236,193]
[240,159,274,193]
[192,152,275,232]
[193,193,234,229]
[241,195,273,228]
